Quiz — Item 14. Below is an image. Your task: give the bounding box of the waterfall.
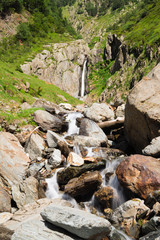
[65,112,83,136]
[81,59,87,97]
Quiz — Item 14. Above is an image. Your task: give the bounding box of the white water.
[81,59,87,97]
[65,112,83,136]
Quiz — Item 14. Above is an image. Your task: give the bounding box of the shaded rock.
[41,204,112,239]
[115,104,125,118]
[142,136,160,157]
[125,63,160,153]
[141,216,160,237]
[25,133,45,161]
[116,155,160,199]
[109,227,131,240]
[12,176,39,209]
[0,132,30,208]
[94,186,114,209]
[34,110,63,132]
[0,185,11,212]
[145,190,160,208]
[64,171,102,199]
[84,103,114,122]
[48,149,62,167]
[105,34,121,61]
[57,161,105,186]
[67,152,84,166]
[79,118,108,144]
[110,44,127,74]
[111,199,149,239]
[139,230,160,240]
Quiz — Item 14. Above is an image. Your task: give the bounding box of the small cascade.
[80,59,87,97]
[65,112,83,136]
[45,168,63,199]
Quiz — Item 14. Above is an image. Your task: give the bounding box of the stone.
[57,161,105,186]
[12,176,39,209]
[64,171,102,199]
[84,103,114,122]
[139,230,160,240]
[46,130,66,148]
[73,135,103,147]
[0,198,76,240]
[0,212,13,225]
[15,125,35,145]
[142,136,160,157]
[111,199,149,239]
[20,102,31,110]
[27,162,44,177]
[141,216,160,237]
[145,190,160,208]
[116,155,160,199]
[105,34,122,61]
[0,185,11,212]
[41,204,112,239]
[67,152,84,166]
[34,110,63,132]
[0,132,30,208]
[32,99,61,114]
[153,202,160,215]
[79,118,108,144]
[59,103,73,111]
[125,63,160,153]
[115,104,125,118]
[48,149,62,167]
[94,186,114,209]
[25,133,45,161]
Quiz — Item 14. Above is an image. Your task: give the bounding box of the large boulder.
[64,171,102,199]
[0,132,31,209]
[79,118,108,145]
[34,110,63,132]
[84,103,114,122]
[94,186,114,209]
[125,63,160,153]
[116,155,160,199]
[41,204,112,239]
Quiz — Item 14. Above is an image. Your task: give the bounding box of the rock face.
[0,132,31,209]
[64,171,102,199]
[111,199,149,239]
[125,63,160,153]
[34,110,63,132]
[84,103,114,122]
[116,155,160,199]
[41,204,112,240]
[21,40,90,97]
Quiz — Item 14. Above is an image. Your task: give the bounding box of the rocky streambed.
[0,64,160,240]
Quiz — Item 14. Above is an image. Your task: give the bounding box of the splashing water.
[65,112,83,136]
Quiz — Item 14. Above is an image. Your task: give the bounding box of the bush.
[16,22,31,41]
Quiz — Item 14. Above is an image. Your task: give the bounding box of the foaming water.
[65,112,83,136]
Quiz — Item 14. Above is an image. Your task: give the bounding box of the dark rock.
[94,186,114,209]
[139,230,160,240]
[145,190,160,208]
[64,171,102,199]
[57,161,105,186]
[141,216,160,237]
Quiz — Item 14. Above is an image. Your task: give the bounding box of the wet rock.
[41,204,112,239]
[64,171,102,199]
[25,133,45,161]
[109,227,130,240]
[84,103,114,122]
[111,199,149,239]
[79,118,108,144]
[34,110,63,132]
[125,63,160,153]
[0,132,30,208]
[57,161,105,186]
[94,186,114,209]
[142,136,160,157]
[48,149,62,167]
[0,185,11,212]
[116,155,160,199]
[67,152,84,166]
[141,216,160,237]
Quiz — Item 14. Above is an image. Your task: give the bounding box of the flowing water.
[81,59,87,97]
[65,112,83,136]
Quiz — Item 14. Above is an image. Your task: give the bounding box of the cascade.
[65,112,83,136]
[80,59,87,97]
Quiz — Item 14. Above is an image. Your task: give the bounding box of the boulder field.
[0,62,160,239]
